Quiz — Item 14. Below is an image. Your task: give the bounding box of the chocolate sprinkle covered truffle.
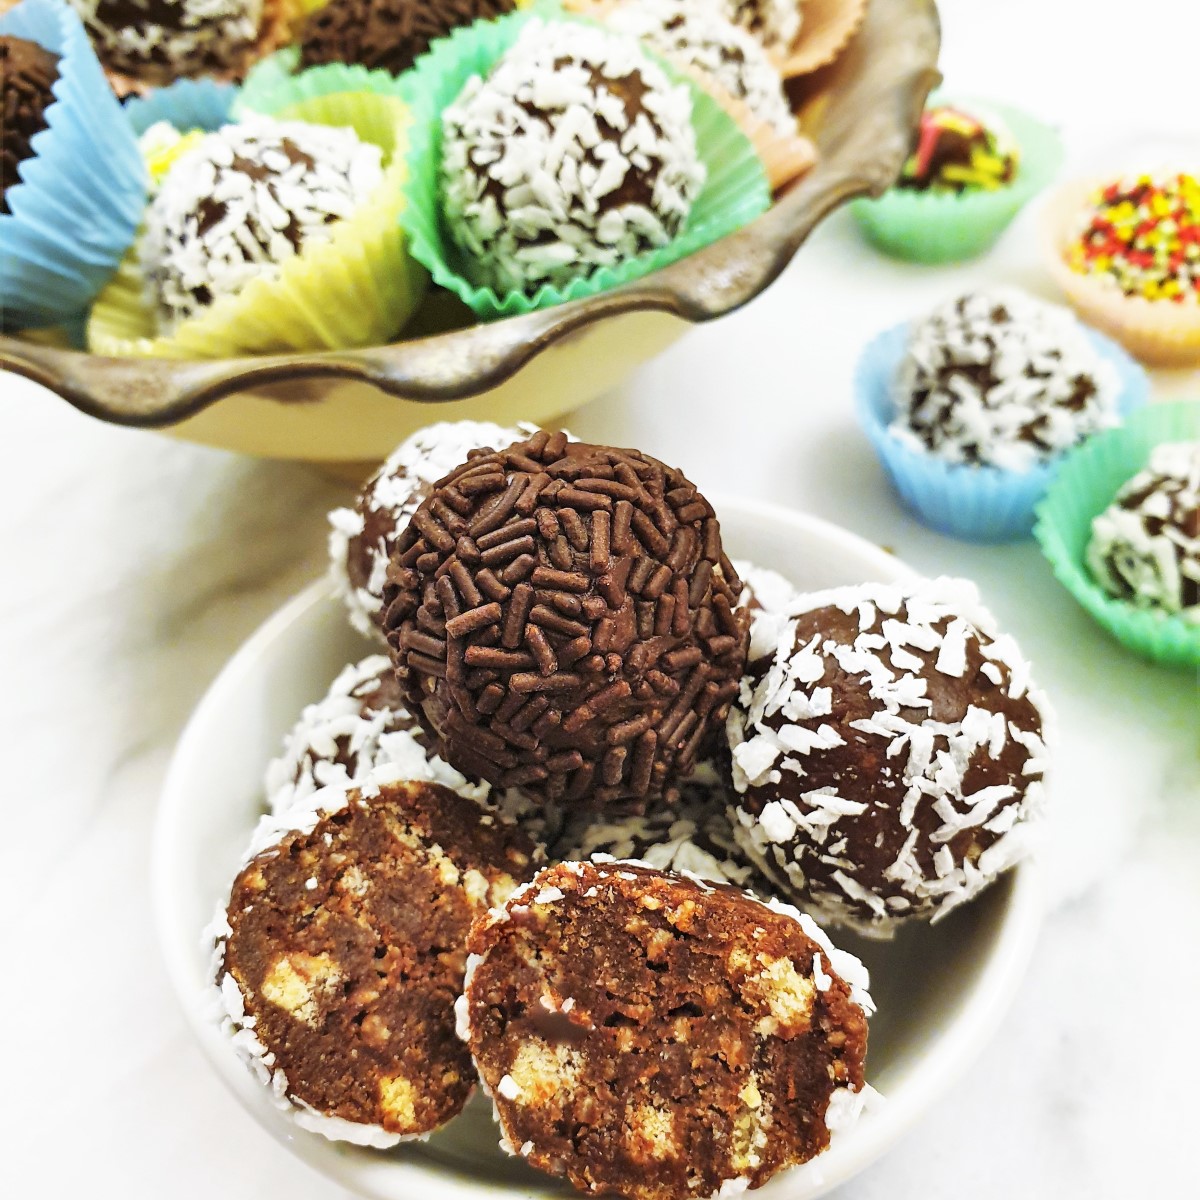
[329,421,529,640]
[898,103,1018,193]
[140,116,384,329]
[299,0,517,76]
[728,577,1050,936]
[440,18,705,295]
[1086,442,1200,620]
[213,776,538,1145]
[894,289,1122,471]
[0,35,59,215]
[459,860,872,1199]
[68,0,264,86]
[610,0,796,137]
[383,431,749,811]
[264,655,487,815]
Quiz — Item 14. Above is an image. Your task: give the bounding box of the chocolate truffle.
[383,431,749,811]
[898,104,1018,193]
[329,420,529,641]
[458,860,872,1199]
[1086,442,1200,620]
[264,654,487,814]
[68,0,264,86]
[894,289,1122,472]
[1,35,59,216]
[299,0,517,76]
[140,116,384,329]
[212,776,538,1144]
[610,0,796,137]
[728,577,1050,937]
[440,18,705,295]
[724,0,800,52]
[552,760,770,890]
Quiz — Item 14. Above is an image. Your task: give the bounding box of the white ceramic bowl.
[153,497,1043,1200]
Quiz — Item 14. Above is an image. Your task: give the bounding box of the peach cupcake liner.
[1043,177,1200,369]
[777,0,867,78]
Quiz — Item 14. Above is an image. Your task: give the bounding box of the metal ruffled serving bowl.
[0,0,940,466]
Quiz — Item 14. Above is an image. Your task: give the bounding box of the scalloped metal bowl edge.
[0,0,940,456]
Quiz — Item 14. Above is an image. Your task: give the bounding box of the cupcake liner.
[850,98,1064,264]
[236,46,408,116]
[1034,401,1200,668]
[99,0,300,98]
[124,77,239,137]
[1043,177,1200,368]
[0,0,148,330]
[397,7,771,321]
[777,0,867,79]
[87,89,428,358]
[856,321,1151,543]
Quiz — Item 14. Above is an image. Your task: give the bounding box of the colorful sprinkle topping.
[899,105,1019,193]
[1067,173,1200,303]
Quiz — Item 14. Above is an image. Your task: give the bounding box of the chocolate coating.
[383,432,748,811]
[216,778,538,1142]
[729,578,1048,936]
[0,35,59,215]
[299,0,516,75]
[461,860,872,1199]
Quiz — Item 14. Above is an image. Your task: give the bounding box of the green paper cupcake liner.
[397,6,772,320]
[1033,401,1200,668]
[850,97,1063,265]
[235,47,408,117]
[87,89,428,359]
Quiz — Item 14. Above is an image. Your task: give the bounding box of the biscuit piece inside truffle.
[383,430,749,812]
[216,778,538,1142]
[460,860,871,1200]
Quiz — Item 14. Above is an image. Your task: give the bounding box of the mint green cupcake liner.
[1033,401,1200,668]
[235,47,408,116]
[397,6,771,320]
[850,98,1063,265]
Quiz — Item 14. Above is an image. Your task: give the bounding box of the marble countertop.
[4,2,1198,1196]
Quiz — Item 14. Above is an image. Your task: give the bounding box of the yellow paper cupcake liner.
[87,91,428,359]
[1043,177,1200,368]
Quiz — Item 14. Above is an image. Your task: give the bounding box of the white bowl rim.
[151,497,1043,1200]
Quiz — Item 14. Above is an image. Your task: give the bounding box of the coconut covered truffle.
[0,35,59,216]
[1086,442,1200,620]
[728,577,1049,937]
[893,289,1122,472]
[264,655,488,814]
[459,860,872,1200]
[68,0,264,86]
[213,777,539,1145]
[440,18,705,295]
[898,104,1019,193]
[724,0,800,52]
[383,430,749,811]
[552,761,769,890]
[299,0,517,75]
[329,421,529,640]
[610,0,796,137]
[140,116,384,329]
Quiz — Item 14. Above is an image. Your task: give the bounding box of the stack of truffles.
[209,421,1051,1199]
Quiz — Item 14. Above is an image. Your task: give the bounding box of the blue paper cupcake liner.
[0,0,148,329]
[124,77,239,137]
[855,320,1151,542]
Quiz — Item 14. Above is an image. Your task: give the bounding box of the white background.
[3,1,1199,1196]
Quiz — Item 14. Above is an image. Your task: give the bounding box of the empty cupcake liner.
[850,99,1063,265]
[124,77,239,138]
[397,6,771,320]
[0,0,148,330]
[1043,177,1200,368]
[856,321,1151,543]
[87,89,428,358]
[1034,401,1200,669]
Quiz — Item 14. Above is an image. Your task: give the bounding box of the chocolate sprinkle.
[1,35,59,216]
[383,437,749,811]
